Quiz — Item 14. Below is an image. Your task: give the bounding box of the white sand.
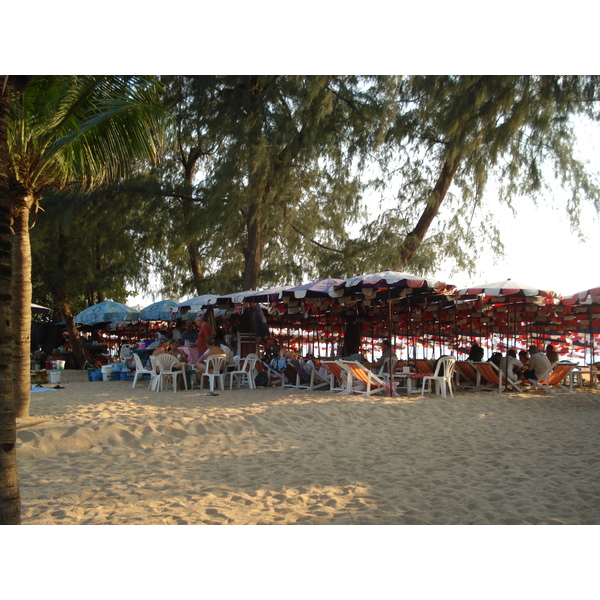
[16,370,600,525]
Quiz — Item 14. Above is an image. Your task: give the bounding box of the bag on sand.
[255,371,269,387]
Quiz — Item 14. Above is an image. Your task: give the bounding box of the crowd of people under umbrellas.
[136,306,569,390]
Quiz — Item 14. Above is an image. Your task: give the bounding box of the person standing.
[194,312,213,356]
[182,321,197,345]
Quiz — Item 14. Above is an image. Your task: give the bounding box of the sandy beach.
[15,370,600,525]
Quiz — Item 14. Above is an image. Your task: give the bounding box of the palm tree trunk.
[0,77,21,524]
[12,198,34,419]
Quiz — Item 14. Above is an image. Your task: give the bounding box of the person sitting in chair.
[546,344,560,366]
[194,337,226,379]
[525,346,551,381]
[364,339,397,373]
[501,349,524,382]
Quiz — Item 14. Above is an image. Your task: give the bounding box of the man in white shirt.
[501,349,523,382]
[526,346,552,380]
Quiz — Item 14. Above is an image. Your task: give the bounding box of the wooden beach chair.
[320,360,350,393]
[453,360,480,389]
[413,359,435,375]
[473,362,523,393]
[526,362,577,395]
[309,367,331,391]
[255,359,285,387]
[281,360,311,389]
[338,360,394,396]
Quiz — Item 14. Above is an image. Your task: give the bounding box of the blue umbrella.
[74,301,140,325]
[139,299,179,321]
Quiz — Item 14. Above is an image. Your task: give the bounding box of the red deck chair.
[527,363,577,395]
[454,361,480,389]
[473,362,524,393]
[255,359,285,387]
[320,361,350,393]
[338,360,396,396]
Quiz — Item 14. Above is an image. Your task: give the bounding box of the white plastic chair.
[229,354,258,390]
[153,353,188,393]
[132,352,156,389]
[201,355,227,392]
[421,356,456,398]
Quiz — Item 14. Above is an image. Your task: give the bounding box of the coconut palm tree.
[5,75,166,420]
[1,75,31,524]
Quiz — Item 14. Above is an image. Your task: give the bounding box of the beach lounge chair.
[255,359,285,387]
[453,360,480,389]
[200,355,227,392]
[320,360,350,393]
[526,362,577,395]
[413,359,435,375]
[473,362,523,393]
[421,356,456,398]
[132,352,156,389]
[228,353,258,390]
[308,367,331,391]
[283,360,313,389]
[338,360,394,396]
[153,353,188,393]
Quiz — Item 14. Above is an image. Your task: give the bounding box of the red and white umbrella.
[329,270,452,298]
[457,279,557,300]
[561,285,600,306]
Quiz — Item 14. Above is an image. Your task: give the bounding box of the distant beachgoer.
[194,337,226,378]
[468,343,484,362]
[525,346,551,380]
[501,349,523,382]
[194,312,213,356]
[182,321,197,345]
[546,344,560,366]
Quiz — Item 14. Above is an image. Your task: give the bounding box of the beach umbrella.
[329,270,455,361]
[281,278,345,299]
[561,285,600,364]
[457,279,557,300]
[74,301,140,325]
[457,279,559,351]
[561,285,600,306]
[139,299,179,321]
[219,285,292,304]
[329,270,450,299]
[177,294,219,314]
[31,303,51,313]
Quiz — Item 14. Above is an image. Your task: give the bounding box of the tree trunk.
[242,202,263,290]
[392,158,460,268]
[55,296,86,369]
[11,197,34,419]
[0,78,21,524]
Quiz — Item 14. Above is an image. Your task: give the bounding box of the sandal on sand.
[54,385,65,389]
